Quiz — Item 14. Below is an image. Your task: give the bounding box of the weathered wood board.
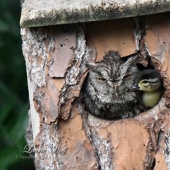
[20,0,170,27]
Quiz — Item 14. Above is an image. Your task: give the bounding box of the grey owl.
[82,51,144,120]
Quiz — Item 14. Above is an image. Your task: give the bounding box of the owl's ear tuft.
[85,62,97,71]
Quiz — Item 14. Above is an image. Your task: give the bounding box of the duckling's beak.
[129,84,139,91]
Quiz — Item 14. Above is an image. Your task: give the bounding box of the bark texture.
[22,12,170,170]
[20,0,170,27]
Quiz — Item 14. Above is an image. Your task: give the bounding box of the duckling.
[130,69,163,108]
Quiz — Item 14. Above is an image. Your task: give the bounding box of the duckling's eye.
[142,81,148,84]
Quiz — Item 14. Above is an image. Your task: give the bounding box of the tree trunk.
[21,12,170,170]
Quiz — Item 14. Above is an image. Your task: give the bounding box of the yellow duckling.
[131,69,163,108]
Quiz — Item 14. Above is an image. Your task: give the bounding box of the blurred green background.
[0,0,35,169]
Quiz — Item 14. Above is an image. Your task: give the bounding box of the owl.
[82,51,144,120]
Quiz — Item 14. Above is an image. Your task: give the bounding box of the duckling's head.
[138,78,161,92]
[131,69,163,92]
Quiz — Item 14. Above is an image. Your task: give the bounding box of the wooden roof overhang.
[20,0,170,28]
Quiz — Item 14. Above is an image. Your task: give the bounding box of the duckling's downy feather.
[142,89,162,107]
[136,69,162,83]
[136,69,163,108]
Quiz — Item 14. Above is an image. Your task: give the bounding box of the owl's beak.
[129,84,139,91]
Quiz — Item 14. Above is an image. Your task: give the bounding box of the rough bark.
[20,0,170,27]
[22,12,170,169]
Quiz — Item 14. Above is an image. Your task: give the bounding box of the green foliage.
[0,0,35,169]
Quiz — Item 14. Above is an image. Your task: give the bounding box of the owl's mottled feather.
[82,51,144,120]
